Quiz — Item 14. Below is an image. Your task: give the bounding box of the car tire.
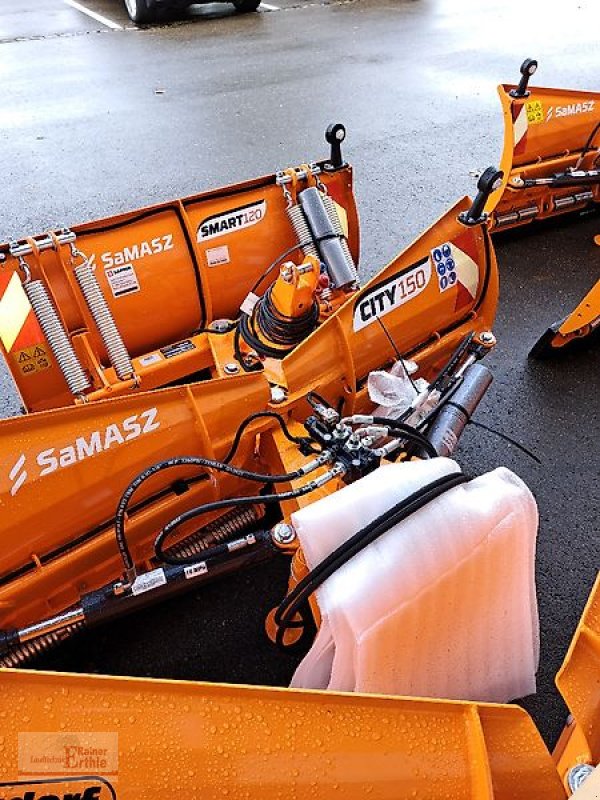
[232,0,261,12]
[124,0,157,23]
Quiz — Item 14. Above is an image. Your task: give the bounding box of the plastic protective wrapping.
[367,359,430,419]
[290,458,539,703]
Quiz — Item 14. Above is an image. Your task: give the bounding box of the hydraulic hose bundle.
[273,471,469,647]
[238,281,320,358]
[237,172,359,360]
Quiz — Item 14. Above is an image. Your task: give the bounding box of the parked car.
[124,0,260,23]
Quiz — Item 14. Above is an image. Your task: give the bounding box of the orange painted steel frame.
[0,668,565,800]
[1,578,598,800]
[0,163,359,412]
[0,191,498,633]
[486,71,600,355]
[486,80,600,230]
[554,571,600,793]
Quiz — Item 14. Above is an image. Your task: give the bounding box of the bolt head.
[224,362,239,375]
[272,523,296,545]
[567,764,595,793]
[479,331,496,346]
[270,385,287,404]
[210,319,231,333]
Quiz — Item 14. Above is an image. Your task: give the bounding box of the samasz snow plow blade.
[486,60,600,357]
[486,59,600,232]
[0,667,564,800]
[0,183,499,661]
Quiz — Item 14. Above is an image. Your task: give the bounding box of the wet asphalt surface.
[1,0,599,751]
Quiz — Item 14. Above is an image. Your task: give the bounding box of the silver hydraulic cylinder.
[427,363,493,457]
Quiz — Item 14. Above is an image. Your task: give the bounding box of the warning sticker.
[526,100,544,124]
[206,245,230,267]
[431,243,458,293]
[160,340,195,359]
[105,264,140,298]
[12,344,52,376]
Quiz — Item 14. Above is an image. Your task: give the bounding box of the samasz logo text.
[7,408,160,495]
[546,100,595,121]
[88,235,174,269]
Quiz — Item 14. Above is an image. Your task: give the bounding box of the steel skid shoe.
[529,277,600,358]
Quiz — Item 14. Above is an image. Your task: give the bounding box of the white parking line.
[259,3,280,10]
[63,0,124,30]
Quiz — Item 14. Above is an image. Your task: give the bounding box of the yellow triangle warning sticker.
[13,346,52,375]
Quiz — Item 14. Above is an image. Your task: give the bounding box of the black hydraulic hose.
[274,472,468,643]
[239,296,319,360]
[235,238,316,370]
[249,239,315,296]
[155,478,326,565]
[577,120,600,166]
[368,417,439,458]
[115,453,322,576]
[223,411,320,465]
[427,332,474,392]
[521,171,600,188]
[416,376,465,431]
[83,530,278,628]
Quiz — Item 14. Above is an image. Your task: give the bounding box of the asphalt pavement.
[0,0,598,750]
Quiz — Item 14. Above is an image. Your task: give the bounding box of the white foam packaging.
[290,458,540,703]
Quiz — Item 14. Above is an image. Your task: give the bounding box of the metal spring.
[0,622,84,668]
[322,194,359,284]
[165,505,262,561]
[74,261,134,381]
[24,280,91,396]
[287,205,319,260]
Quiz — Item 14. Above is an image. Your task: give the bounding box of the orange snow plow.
[486,59,600,357]
[1,572,599,798]
[0,125,500,663]
[0,116,597,800]
[0,127,500,416]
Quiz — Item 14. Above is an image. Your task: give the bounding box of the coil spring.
[24,281,91,396]
[75,261,134,381]
[322,194,358,284]
[165,506,262,561]
[0,622,84,668]
[287,205,319,260]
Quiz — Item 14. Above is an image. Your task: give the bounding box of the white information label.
[184,562,209,580]
[139,352,162,367]
[240,292,260,316]
[131,567,166,596]
[352,258,431,332]
[206,245,230,267]
[105,263,140,298]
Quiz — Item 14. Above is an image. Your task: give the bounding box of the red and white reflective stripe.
[449,231,482,313]
[450,243,479,300]
[0,271,44,353]
[512,101,528,155]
